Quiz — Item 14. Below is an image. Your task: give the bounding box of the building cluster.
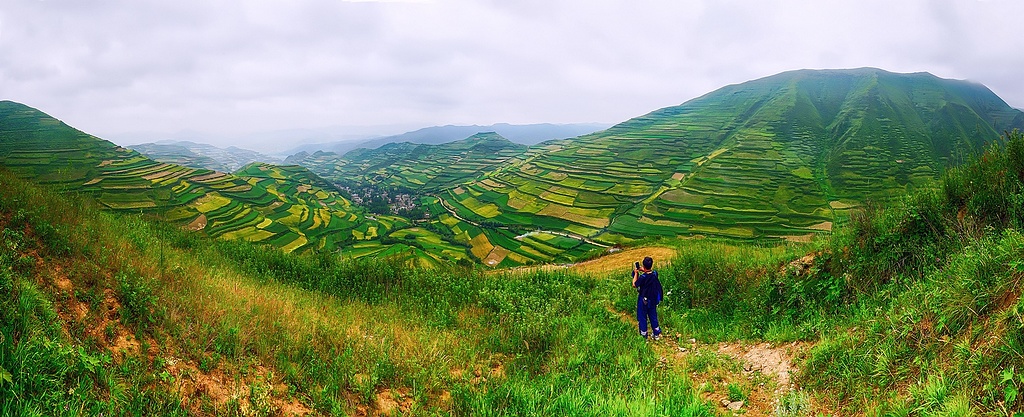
[338,184,418,215]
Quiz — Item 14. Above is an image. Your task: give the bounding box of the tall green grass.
[795,131,1024,413]
[0,172,187,415]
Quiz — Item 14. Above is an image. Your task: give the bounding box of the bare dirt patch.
[503,246,678,276]
[571,246,677,276]
[808,221,833,231]
[187,214,208,231]
[718,342,798,388]
[483,245,511,267]
[143,168,178,181]
[191,172,227,182]
[376,387,413,416]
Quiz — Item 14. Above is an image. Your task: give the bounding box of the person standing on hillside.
[632,256,663,340]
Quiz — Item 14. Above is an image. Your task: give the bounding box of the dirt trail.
[610,304,805,416]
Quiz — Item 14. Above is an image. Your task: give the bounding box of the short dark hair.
[642,256,653,270]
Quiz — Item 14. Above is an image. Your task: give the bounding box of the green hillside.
[5,68,1024,269]
[0,168,724,415]
[294,132,528,193]
[448,68,1024,243]
[5,130,1024,415]
[0,102,585,267]
[0,101,379,253]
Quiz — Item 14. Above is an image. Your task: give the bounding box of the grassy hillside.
[449,69,1024,244]
[0,101,387,254]
[0,102,582,267]
[5,129,1024,415]
[6,68,1024,270]
[0,167,719,416]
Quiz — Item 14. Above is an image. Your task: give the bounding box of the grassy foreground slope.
[0,167,717,416]
[453,68,1024,243]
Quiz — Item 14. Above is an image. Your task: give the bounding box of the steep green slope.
[294,132,528,192]
[451,68,1024,242]
[645,130,1024,414]
[0,101,375,253]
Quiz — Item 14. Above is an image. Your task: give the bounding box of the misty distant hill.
[129,141,281,172]
[291,132,528,192]
[283,123,611,156]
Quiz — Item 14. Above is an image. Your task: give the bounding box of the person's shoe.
[653,334,661,341]
[640,331,648,340]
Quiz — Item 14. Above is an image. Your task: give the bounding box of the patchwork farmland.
[0,101,378,253]
[441,68,1023,244]
[3,68,1021,267]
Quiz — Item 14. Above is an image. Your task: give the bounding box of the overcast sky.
[2,0,1023,152]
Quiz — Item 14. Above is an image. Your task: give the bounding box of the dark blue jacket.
[635,270,663,305]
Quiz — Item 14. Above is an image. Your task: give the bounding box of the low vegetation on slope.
[0,168,719,416]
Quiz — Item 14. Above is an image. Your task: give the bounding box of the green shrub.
[115,271,162,331]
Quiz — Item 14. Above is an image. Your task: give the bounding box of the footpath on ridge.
[608,302,806,416]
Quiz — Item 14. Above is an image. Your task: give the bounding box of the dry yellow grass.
[469,233,494,260]
[571,246,677,276]
[808,221,833,231]
[494,246,677,277]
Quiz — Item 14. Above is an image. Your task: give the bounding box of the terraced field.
[5,68,1022,267]
[0,101,592,267]
[0,101,380,253]
[445,68,1024,243]
[421,196,603,267]
[293,132,527,192]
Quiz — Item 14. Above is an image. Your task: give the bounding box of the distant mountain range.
[129,141,281,173]
[290,132,528,192]
[282,123,612,156]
